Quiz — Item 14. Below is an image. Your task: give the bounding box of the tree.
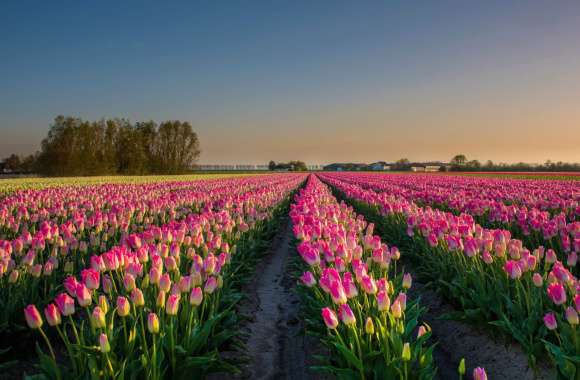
[450,154,467,166]
[268,161,276,170]
[35,116,201,176]
[153,121,201,174]
[289,160,307,171]
[20,154,37,173]
[466,160,481,169]
[4,154,21,172]
[393,158,410,171]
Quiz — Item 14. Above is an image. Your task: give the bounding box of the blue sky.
[1,1,579,164]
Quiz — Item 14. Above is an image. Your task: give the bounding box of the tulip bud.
[76,284,92,307]
[166,294,180,315]
[473,367,487,380]
[99,333,110,353]
[147,313,159,334]
[131,288,145,307]
[377,291,391,312]
[189,287,203,306]
[391,300,402,319]
[55,292,75,316]
[365,317,374,335]
[157,291,166,309]
[9,270,19,283]
[24,305,43,329]
[98,295,109,314]
[401,342,411,361]
[123,273,136,292]
[458,358,466,376]
[402,273,412,289]
[338,304,356,326]
[91,307,106,329]
[159,273,171,293]
[544,312,557,330]
[532,273,543,287]
[44,304,61,326]
[321,307,338,329]
[117,296,130,317]
[566,307,579,325]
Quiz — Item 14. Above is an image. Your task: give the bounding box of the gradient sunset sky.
[1,1,579,164]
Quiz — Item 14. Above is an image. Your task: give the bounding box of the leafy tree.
[4,154,21,171]
[268,161,276,170]
[35,116,201,176]
[450,154,467,166]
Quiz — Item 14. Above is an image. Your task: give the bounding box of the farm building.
[368,162,391,171]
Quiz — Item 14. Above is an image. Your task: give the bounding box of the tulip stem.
[56,325,78,375]
[38,327,56,360]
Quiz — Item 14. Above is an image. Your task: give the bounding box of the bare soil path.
[232,218,328,380]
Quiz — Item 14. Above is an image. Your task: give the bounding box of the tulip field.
[2,173,579,379]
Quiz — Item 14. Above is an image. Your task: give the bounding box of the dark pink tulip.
[321,307,338,329]
[44,304,61,326]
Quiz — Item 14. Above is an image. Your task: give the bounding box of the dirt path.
[234,218,326,380]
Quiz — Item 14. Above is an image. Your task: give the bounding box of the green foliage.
[34,116,201,176]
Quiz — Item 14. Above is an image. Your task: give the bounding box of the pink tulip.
[91,307,106,329]
[55,292,75,316]
[117,296,130,317]
[189,287,203,306]
[473,367,487,380]
[402,273,412,289]
[159,273,172,293]
[377,291,391,312]
[300,271,316,287]
[321,307,338,329]
[338,304,356,326]
[131,288,145,307]
[204,276,218,294]
[44,304,61,326]
[166,294,180,315]
[544,312,558,330]
[99,333,110,353]
[547,283,567,305]
[81,269,100,290]
[24,305,43,329]
[76,284,92,307]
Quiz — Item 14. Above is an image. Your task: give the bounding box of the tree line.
[1,116,200,176]
[448,154,580,172]
[268,160,307,171]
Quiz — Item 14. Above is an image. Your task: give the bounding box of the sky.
[1,1,579,165]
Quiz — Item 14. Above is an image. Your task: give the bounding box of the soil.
[221,217,330,380]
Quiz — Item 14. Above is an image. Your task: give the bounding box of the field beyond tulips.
[4,172,577,379]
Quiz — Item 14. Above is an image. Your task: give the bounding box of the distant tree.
[4,154,21,171]
[466,160,481,169]
[35,116,201,176]
[393,158,410,171]
[450,154,467,166]
[268,160,276,170]
[153,121,200,174]
[289,160,307,171]
[20,154,37,173]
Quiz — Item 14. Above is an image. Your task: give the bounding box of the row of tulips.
[0,175,295,333]
[20,174,306,379]
[320,173,579,379]
[328,173,580,265]
[289,175,488,379]
[0,174,245,198]
[332,172,579,218]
